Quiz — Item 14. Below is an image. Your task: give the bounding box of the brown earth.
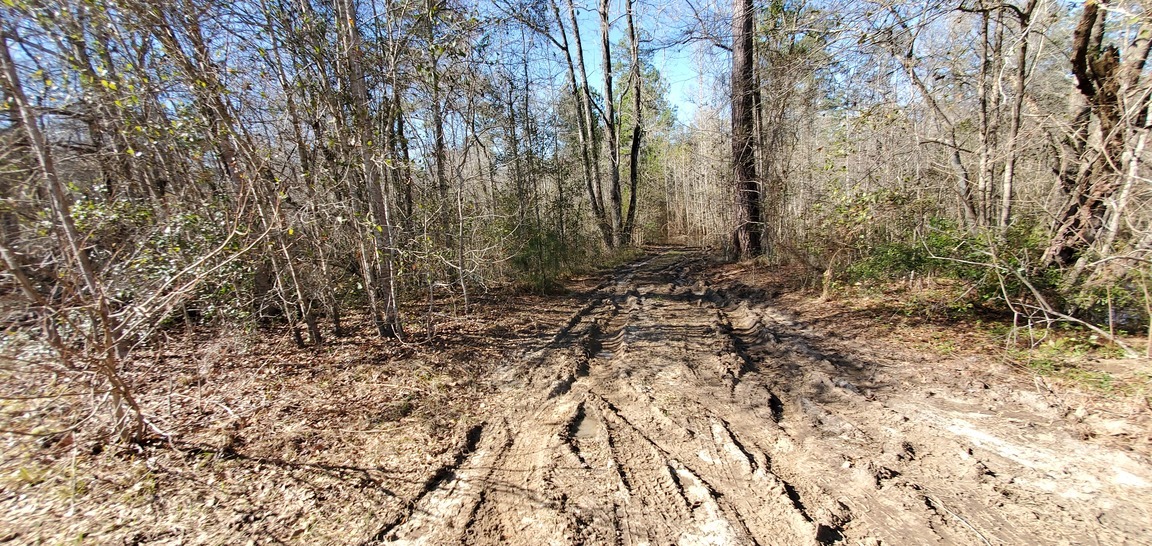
[371,249,1152,545]
[3,248,1151,544]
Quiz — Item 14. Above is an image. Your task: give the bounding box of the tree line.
[2,0,1151,441]
[703,0,1151,336]
[0,0,674,440]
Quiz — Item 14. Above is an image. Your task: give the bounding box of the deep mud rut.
[367,250,1152,545]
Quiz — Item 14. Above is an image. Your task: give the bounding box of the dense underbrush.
[768,208,1152,398]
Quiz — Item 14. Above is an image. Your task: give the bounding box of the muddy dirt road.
[369,250,1152,545]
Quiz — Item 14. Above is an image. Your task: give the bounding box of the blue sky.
[563,0,729,126]
[657,45,705,124]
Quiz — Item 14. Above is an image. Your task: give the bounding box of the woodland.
[2,0,1152,542]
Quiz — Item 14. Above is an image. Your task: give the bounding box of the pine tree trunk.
[731,0,762,257]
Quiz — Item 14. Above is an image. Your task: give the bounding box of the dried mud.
[370,249,1152,545]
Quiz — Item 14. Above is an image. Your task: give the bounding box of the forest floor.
[3,247,1151,544]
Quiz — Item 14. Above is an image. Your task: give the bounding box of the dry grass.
[0,292,580,544]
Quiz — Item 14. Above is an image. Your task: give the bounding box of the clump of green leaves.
[843,216,1063,318]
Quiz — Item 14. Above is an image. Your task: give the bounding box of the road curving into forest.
[366,249,1151,545]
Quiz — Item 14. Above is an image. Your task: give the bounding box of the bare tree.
[1046,1,1152,269]
[622,0,643,245]
[600,0,623,247]
[0,28,143,440]
[336,0,403,337]
[1000,0,1039,229]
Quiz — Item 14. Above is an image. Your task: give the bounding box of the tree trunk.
[550,0,606,247]
[731,0,763,257]
[600,0,622,247]
[336,0,402,337]
[1000,0,1038,230]
[1045,3,1152,267]
[622,0,642,245]
[564,0,612,247]
[427,0,448,204]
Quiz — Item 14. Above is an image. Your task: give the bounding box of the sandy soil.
[4,248,1150,544]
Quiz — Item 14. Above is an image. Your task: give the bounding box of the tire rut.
[368,249,1152,545]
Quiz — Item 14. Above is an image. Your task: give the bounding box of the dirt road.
[368,250,1152,545]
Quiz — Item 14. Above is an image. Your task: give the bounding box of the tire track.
[368,249,1152,545]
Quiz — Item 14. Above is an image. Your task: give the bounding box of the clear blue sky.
[566,0,728,126]
[657,45,704,125]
